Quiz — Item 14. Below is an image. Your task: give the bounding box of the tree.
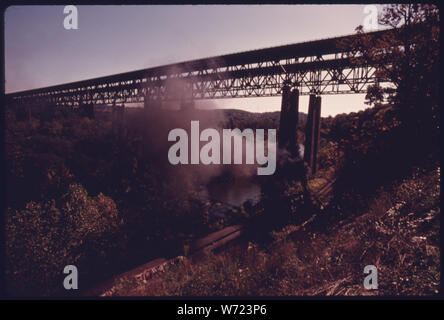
[339,4,439,149]
[5,183,123,296]
[364,84,384,106]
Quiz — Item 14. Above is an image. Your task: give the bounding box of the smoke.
[125,100,279,205]
[124,66,278,204]
[277,144,304,167]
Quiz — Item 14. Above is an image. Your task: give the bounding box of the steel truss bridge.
[6,29,396,107]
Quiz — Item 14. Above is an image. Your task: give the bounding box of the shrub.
[5,183,123,296]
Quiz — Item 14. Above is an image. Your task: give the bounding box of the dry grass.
[109,166,440,296]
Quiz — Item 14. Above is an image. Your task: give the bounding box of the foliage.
[5,183,123,296]
[339,4,439,145]
[6,107,289,295]
[110,166,440,296]
[341,5,439,105]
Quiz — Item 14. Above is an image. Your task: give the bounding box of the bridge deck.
[6,28,395,106]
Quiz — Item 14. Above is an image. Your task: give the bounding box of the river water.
[197,176,262,221]
[206,177,261,207]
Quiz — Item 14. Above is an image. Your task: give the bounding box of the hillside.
[98,103,440,296]
[4,102,439,296]
[106,165,440,296]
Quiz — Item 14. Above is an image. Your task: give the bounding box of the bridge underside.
[8,61,382,107]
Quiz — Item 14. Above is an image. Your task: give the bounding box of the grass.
[108,165,440,296]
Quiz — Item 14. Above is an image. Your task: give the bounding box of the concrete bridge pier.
[304,94,322,175]
[278,86,300,157]
[278,84,291,148]
[312,96,322,174]
[288,88,300,157]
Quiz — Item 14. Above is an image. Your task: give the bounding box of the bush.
[5,183,123,296]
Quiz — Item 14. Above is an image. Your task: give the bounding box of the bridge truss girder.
[6,31,393,108]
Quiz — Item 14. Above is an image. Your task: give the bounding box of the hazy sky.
[5,5,385,116]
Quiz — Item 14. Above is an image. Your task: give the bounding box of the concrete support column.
[304,94,322,175]
[278,85,291,148]
[312,96,322,174]
[304,94,316,173]
[288,88,300,157]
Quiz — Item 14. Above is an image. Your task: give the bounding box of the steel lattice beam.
[6,28,397,107]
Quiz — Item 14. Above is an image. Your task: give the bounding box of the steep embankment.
[105,104,440,296]
[107,165,439,296]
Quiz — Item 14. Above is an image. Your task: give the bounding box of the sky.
[5,5,386,116]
